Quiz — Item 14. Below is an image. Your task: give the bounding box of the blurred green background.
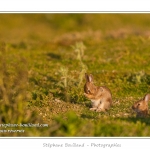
[0,14,150,136]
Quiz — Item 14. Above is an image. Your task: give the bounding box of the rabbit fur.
[132,94,150,117]
[84,73,112,112]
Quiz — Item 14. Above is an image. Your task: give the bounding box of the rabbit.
[132,94,150,117]
[84,73,112,112]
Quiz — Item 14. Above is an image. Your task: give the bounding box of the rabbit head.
[84,73,97,95]
[132,94,150,117]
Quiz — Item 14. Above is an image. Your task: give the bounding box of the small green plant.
[58,66,70,101]
[72,42,87,85]
[0,43,29,124]
[58,42,87,102]
[0,43,46,136]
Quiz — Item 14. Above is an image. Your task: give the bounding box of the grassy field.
[0,14,150,136]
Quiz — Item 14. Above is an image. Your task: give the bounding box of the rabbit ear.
[85,73,93,82]
[88,74,93,82]
[144,94,150,102]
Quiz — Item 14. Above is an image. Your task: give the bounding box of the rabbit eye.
[87,90,90,93]
[138,103,140,106]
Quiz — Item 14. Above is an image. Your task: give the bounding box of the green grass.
[0,14,150,136]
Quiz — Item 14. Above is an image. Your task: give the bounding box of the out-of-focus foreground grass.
[0,14,150,136]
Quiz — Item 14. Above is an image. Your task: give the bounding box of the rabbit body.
[132,94,150,117]
[84,74,112,112]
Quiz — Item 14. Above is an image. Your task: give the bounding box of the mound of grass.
[0,14,150,136]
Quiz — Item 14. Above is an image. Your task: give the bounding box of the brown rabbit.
[84,73,112,112]
[132,94,150,117]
